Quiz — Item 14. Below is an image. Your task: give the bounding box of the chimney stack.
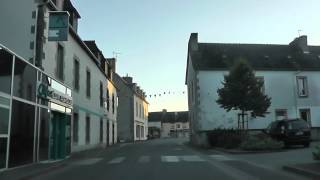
[289,35,309,53]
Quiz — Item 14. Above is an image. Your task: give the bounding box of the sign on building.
[48,11,69,41]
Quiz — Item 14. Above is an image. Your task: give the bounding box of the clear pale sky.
[72,0,320,112]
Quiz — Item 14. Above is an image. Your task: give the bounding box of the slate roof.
[148,111,188,123]
[189,35,320,72]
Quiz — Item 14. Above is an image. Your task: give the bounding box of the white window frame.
[297,76,308,97]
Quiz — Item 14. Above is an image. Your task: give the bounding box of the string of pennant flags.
[145,91,186,98]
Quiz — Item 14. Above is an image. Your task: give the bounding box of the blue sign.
[48,11,69,41]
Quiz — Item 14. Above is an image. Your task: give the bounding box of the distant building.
[186,33,320,146]
[148,110,189,138]
[114,75,149,142]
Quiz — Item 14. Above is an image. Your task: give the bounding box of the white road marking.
[209,155,234,161]
[180,155,206,162]
[72,158,103,165]
[108,157,126,164]
[138,156,150,163]
[161,156,180,162]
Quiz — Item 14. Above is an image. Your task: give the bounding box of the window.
[100,118,103,143]
[86,69,91,98]
[275,109,287,120]
[297,76,308,97]
[56,44,64,81]
[85,115,90,144]
[176,124,181,129]
[256,76,265,94]
[74,59,80,91]
[136,125,140,138]
[112,94,115,114]
[106,89,110,111]
[73,112,79,144]
[39,108,50,161]
[0,49,13,95]
[136,102,138,117]
[9,100,35,167]
[13,57,37,102]
[0,107,9,134]
[100,82,103,107]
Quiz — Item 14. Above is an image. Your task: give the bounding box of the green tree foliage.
[216,58,271,122]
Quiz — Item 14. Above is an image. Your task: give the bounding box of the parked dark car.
[264,119,311,147]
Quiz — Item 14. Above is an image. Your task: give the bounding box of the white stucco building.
[186,33,320,146]
[0,0,118,170]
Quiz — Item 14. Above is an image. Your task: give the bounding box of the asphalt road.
[32,138,307,180]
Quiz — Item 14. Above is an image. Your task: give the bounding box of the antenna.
[298,29,302,37]
[112,51,121,59]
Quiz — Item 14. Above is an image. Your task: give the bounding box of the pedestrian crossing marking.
[209,155,234,161]
[161,156,180,162]
[138,156,150,163]
[108,157,126,164]
[72,158,103,165]
[180,155,206,162]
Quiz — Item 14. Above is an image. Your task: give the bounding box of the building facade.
[114,75,149,142]
[148,110,189,138]
[0,0,118,170]
[186,33,320,146]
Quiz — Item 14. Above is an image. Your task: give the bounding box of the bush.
[240,134,284,151]
[207,129,245,149]
[313,145,320,160]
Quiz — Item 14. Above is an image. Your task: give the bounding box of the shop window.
[85,115,90,144]
[9,100,35,168]
[13,57,37,102]
[0,107,9,134]
[56,44,64,81]
[86,70,91,98]
[0,138,7,169]
[73,112,79,144]
[39,108,50,161]
[0,49,13,95]
[73,59,80,91]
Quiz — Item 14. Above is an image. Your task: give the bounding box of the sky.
[72,0,320,112]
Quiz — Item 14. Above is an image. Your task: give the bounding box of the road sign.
[48,11,69,41]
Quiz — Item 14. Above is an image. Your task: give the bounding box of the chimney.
[123,76,133,84]
[108,58,116,73]
[289,35,309,53]
[189,33,198,52]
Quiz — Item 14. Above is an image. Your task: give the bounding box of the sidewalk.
[283,163,320,179]
[0,143,126,180]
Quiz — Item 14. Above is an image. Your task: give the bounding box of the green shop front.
[0,45,73,170]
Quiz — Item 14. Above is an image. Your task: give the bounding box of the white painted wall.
[41,7,117,151]
[195,70,320,131]
[133,95,148,140]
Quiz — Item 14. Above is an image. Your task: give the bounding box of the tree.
[216,58,271,130]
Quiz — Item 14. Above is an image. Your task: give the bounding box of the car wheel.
[303,142,310,148]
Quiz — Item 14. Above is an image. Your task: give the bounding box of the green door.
[50,111,67,160]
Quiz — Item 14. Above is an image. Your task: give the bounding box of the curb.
[213,148,286,154]
[283,165,320,178]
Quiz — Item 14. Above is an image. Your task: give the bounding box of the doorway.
[106,121,109,146]
[299,109,311,126]
[49,111,67,160]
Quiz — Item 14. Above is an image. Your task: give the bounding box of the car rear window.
[288,120,308,129]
